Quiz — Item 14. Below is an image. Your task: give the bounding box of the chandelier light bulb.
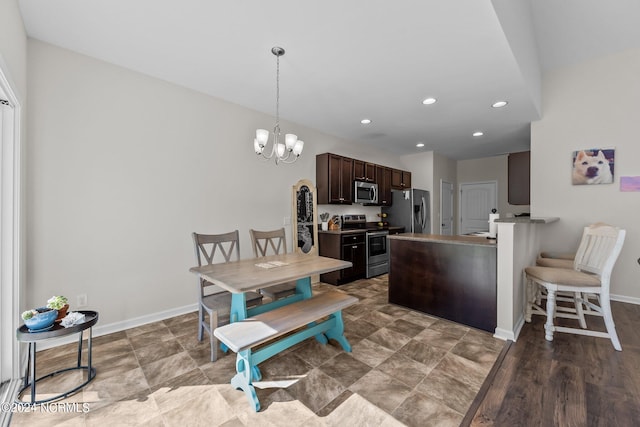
[256,129,269,145]
[285,134,298,151]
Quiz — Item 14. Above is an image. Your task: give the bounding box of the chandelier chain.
[275,51,280,130]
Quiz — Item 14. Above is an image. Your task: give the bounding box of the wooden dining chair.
[192,230,263,361]
[249,228,297,301]
[524,223,626,350]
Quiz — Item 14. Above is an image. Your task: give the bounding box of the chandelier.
[254,47,304,164]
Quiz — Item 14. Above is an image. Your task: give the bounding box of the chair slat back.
[573,223,626,283]
[192,230,241,296]
[249,228,287,257]
[192,230,241,266]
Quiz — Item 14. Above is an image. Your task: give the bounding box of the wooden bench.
[214,290,358,411]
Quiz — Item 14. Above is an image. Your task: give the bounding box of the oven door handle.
[367,231,389,238]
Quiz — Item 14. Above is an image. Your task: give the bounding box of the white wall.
[531,48,640,301]
[26,40,402,326]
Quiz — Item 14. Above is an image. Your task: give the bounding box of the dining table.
[189,252,352,376]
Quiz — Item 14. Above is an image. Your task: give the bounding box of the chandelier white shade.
[254,47,304,164]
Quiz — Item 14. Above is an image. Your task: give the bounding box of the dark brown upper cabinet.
[353,160,376,182]
[391,168,412,190]
[376,165,392,206]
[508,151,530,205]
[316,153,354,204]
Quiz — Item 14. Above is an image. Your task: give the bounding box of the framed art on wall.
[571,148,615,185]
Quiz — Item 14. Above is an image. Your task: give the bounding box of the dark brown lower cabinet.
[318,232,366,285]
[388,237,497,332]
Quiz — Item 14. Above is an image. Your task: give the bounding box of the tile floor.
[10,275,505,426]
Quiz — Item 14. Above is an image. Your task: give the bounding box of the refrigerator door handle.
[421,197,427,229]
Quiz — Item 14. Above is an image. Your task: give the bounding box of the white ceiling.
[18,0,640,160]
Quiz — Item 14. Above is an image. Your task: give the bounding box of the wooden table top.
[189,253,352,293]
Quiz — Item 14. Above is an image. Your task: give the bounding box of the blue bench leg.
[324,311,352,352]
[231,350,261,412]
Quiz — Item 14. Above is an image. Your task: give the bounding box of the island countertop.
[388,233,496,247]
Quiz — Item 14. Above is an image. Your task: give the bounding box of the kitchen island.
[388,233,497,332]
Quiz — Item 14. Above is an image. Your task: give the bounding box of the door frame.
[458,180,497,235]
[0,57,23,416]
[439,180,454,235]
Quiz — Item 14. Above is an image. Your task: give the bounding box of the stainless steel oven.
[366,230,389,278]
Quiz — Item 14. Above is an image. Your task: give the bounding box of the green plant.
[319,212,330,222]
[21,310,37,320]
[46,295,68,310]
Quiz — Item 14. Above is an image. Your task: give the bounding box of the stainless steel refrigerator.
[382,189,431,233]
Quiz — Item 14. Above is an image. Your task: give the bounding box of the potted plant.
[47,295,69,321]
[319,212,330,231]
[22,307,58,331]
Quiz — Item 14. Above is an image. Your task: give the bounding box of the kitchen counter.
[319,226,405,235]
[388,233,497,332]
[388,233,496,247]
[494,216,559,224]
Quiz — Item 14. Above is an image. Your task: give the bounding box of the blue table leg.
[230,351,260,412]
[323,311,352,352]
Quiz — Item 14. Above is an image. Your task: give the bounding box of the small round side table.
[15,310,99,405]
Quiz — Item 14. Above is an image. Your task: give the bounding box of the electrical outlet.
[77,293,88,307]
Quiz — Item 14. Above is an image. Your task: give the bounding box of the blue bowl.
[24,308,58,331]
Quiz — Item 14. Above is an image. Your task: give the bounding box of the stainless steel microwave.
[354,181,378,204]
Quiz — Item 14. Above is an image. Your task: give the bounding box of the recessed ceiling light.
[360,119,372,124]
[422,97,437,105]
[416,143,425,148]
[492,101,508,108]
[473,131,484,137]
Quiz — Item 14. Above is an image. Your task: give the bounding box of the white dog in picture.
[572,150,613,185]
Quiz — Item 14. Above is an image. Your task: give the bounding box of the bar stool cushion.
[524,266,601,287]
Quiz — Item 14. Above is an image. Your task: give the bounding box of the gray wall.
[532,48,640,301]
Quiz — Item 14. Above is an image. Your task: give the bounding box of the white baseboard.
[34,303,198,351]
[493,314,525,342]
[611,294,640,305]
[493,328,515,342]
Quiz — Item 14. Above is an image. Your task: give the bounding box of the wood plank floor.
[463,301,640,426]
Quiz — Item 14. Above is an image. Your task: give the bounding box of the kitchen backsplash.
[317,204,381,223]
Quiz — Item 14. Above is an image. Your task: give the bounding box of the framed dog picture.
[571,148,615,185]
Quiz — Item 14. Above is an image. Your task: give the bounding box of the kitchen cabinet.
[316,153,353,204]
[318,232,366,285]
[376,165,392,206]
[353,160,376,182]
[391,169,412,190]
[508,151,530,205]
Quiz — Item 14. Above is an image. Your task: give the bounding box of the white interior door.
[459,181,497,235]
[440,180,453,235]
